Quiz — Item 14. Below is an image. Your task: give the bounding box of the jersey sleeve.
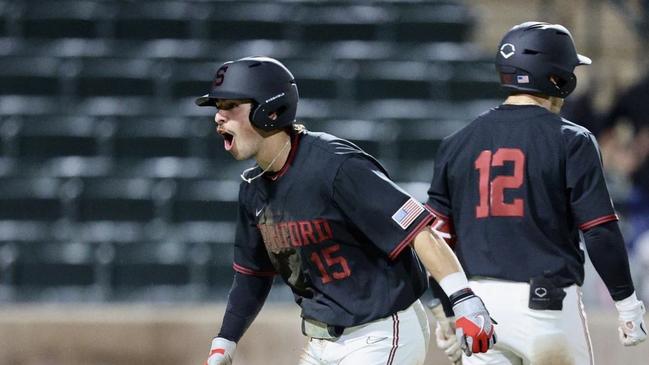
[565,130,618,230]
[233,189,277,277]
[332,155,434,260]
[426,139,452,219]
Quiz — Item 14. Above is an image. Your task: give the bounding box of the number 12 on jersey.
[474,148,525,218]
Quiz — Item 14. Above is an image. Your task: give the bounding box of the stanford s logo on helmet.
[495,21,591,98]
[195,56,299,131]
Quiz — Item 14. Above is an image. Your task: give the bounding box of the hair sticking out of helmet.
[495,21,591,98]
[195,56,299,131]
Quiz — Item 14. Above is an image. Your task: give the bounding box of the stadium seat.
[111,241,190,288]
[18,0,106,39]
[203,2,292,41]
[76,177,156,222]
[171,179,239,223]
[12,116,99,158]
[113,1,192,40]
[293,4,389,42]
[393,2,475,43]
[111,117,192,159]
[0,57,61,96]
[0,177,63,221]
[35,156,113,178]
[12,241,95,288]
[76,59,156,97]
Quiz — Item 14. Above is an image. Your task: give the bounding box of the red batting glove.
[450,288,497,356]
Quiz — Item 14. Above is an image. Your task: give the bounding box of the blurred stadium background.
[0,0,648,364]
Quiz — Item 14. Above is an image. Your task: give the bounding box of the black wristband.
[449,287,474,305]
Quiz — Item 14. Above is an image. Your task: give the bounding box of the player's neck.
[255,131,291,172]
[504,94,563,114]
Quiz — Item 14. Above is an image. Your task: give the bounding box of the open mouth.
[222,131,234,151]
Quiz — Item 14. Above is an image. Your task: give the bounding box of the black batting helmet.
[495,21,591,98]
[195,56,299,131]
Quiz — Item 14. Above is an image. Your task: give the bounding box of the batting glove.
[430,302,462,365]
[204,337,236,365]
[615,292,647,346]
[450,288,496,356]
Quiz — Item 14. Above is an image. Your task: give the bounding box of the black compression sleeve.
[583,221,635,301]
[217,272,273,342]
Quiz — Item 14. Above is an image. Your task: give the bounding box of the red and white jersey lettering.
[234,131,432,327]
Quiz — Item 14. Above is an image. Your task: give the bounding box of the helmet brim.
[577,54,592,65]
[194,91,255,107]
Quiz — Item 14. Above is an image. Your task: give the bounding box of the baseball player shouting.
[427,22,647,365]
[195,56,496,365]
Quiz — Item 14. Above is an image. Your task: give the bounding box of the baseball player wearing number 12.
[427,22,647,365]
[195,56,496,365]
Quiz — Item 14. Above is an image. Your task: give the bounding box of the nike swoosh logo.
[255,208,264,217]
[475,314,485,329]
[366,336,388,345]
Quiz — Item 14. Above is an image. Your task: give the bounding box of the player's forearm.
[218,272,273,342]
[412,227,469,297]
[582,221,635,301]
[412,227,464,280]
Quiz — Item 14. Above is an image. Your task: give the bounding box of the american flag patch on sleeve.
[391,198,425,230]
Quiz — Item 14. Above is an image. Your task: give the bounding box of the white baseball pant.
[298,300,430,365]
[464,278,593,365]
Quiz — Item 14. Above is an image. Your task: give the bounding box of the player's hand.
[450,288,496,356]
[204,337,236,365]
[615,293,647,346]
[430,303,462,365]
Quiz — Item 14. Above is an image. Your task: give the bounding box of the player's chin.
[229,150,244,160]
[229,147,251,161]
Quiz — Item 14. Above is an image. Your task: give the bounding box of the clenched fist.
[615,293,647,347]
[450,288,496,356]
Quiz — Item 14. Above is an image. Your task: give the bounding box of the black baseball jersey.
[427,104,618,287]
[234,131,431,327]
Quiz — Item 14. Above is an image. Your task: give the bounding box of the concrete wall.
[0,304,647,365]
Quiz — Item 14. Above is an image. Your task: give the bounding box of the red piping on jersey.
[579,214,618,231]
[424,203,449,221]
[265,132,301,181]
[233,263,277,277]
[388,213,434,261]
[386,313,400,365]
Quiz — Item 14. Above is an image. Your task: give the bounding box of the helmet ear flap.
[249,101,275,131]
[549,69,577,98]
[249,95,290,131]
[249,82,298,131]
